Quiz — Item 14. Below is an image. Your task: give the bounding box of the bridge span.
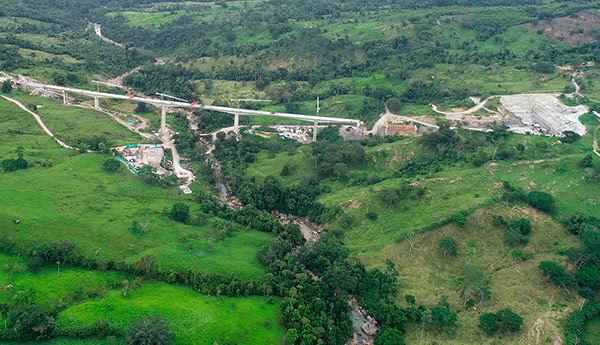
[19,80,362,141]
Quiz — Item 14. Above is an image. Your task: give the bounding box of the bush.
[366,211,378,220]
[126,314,175,345]
[170,203,190,224]
[7,304,54,340]
[496,308,523,333]
[581,154,593,169]
[439,236,458,256]
[527,191,555,213]
[577,265,600,289]
[1,80,12,93]
[103,158,121,173]
[1,159,18,172]
[451,211,468,227]
[504,228,528,247]
[509,218,531,236]
[562,131,581,144]
[375,326,405,345]
[479,313,499,336]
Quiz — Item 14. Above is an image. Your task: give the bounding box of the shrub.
[439,236,458,256]
[366,211,378,220]
[527,191,555,213]
[451,211,468,227]
[576,265,600,289]
[479,313,499,336]
[1,80,12,93]
[504,228,528,247]
[581,154,593,168]
[375,326,405,345]
[1,159,18,172]
[6,304,54,340]
[126,314,175,345]
[509,218,532,236]
[170,203,190,224]
[103,158,121,173]
[496,308,523,333]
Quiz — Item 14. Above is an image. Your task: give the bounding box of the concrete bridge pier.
[94,97,100,110]
[62,90,68,104]
[161,104,167,133]
[234,113,239,139]
[313,121,318,142]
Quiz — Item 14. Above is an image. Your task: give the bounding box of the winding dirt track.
[1,95,92,151]
[593,124,600,158]
[431,96,493,115]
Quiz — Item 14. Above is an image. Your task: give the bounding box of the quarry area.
[500,94,588,136]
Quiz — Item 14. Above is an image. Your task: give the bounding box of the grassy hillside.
[366,205,581,345]
[0,254,283,345]
[0,97,269,280]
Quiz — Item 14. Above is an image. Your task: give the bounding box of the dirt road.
[431,96,493,116]
[593,124,600,158]
[1,95,91,152]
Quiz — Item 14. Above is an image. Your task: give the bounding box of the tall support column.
[234,113,239,139]
[94,97,100,110]
[161,104,167,133]
[62,90,67,104]
[313,121,318,142]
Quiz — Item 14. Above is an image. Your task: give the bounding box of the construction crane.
[89,80,122,109]
[156,93,188,133]
[157,93,188,102]
[230,99,272,137]
[91,80,122,92]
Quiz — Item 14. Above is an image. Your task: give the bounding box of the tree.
[171,203,190,223]
[496,308,523,333]
[562,131,581,144]
[15,158,28,170]
[539,261,575,289]
[375,326,405,345]
[527,191,555,213]
[135,102,149,114]
[1,159,18,172]
[430,306,457,330]
[126,314,175,345]
[439,236,458,256]
[577,265,600,289]
[103,158,121,172]
[581,154,593,169]
[509,218,532,236]
[479,313,499,336]
[7,304,54,340]
[1,80,11,93]
[332,162,349,178]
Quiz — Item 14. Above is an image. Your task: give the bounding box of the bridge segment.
[19,81,362,141]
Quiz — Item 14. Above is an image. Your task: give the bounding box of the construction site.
[113,144,167,175]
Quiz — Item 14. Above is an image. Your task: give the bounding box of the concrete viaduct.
[19,81,363,141]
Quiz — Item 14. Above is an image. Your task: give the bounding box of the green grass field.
[58,283,284,345]
[0,254,283,345]
[0,97,270,280]
[7,90,143,148]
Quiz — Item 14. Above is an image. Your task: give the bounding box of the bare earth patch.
[522,10,600,46]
